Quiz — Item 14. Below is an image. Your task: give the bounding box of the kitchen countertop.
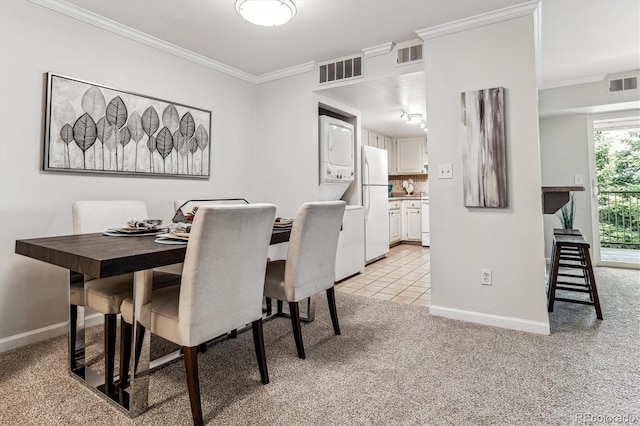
[388,195,428,201]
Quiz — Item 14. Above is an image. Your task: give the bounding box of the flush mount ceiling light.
[235,0,297,27]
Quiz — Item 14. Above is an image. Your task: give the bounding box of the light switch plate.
[438,164,453,179]
[574,174,584,185]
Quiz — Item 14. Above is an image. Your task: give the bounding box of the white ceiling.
[62,0,640,137]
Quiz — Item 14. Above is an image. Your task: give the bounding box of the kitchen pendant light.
[235,0,297,27]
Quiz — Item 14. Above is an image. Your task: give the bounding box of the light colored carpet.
[1,267,638,425]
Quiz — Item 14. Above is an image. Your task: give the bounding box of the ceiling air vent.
[396,40,423,66]
[318,54,363,85]
[608,76,638,93]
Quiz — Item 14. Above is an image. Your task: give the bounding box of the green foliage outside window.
[595,129,640,249]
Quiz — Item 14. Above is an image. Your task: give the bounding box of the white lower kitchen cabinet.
[406,208,421,240]
[401,199,421,242]
[421,198,430,246]
[388,200,401,245]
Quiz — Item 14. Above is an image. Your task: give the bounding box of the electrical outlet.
[438,164,453,179]
[574,174,584,185]
[481,269,492,285]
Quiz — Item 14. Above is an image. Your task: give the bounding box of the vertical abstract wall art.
[460,87,507,207]
[44,73,212,178]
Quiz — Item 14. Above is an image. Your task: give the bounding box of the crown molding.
[415,0,540,40]
[255,62,316,84]
[29,0,258,84]
[362,42,395,58]
[539,74,607,90]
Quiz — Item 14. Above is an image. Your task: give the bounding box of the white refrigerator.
[362,146,390,263]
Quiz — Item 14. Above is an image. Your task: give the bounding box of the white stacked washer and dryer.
[318,115,365,281]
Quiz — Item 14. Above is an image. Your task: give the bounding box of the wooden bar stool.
[552,228,584,264]
[547,232,602,319]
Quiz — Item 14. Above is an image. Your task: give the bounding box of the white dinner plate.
[154,237,188,245]
[156,232,190,241]
[103,229,166,237]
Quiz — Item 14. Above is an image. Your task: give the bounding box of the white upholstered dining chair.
[263,201,346,359]
[71,200,180,393]
[120,203,277,426]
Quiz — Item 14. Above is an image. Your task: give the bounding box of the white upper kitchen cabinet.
[361,129,369,147]
[396,137,426,174]
[368,131,378,148]
[385,137,397,175]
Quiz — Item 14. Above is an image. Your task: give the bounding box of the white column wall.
[0,1,258,347]
[424,15,550,333]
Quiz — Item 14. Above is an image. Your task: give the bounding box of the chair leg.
[265,297,272,316]
[251,319,269,385]
[183,346,203,426]
[277,300,284,316]
[119,319,132,388]
[104,313,117,395]
[326,287,341,335]
[288,302,305,359]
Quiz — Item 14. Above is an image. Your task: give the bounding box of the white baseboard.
[429,305,550,335]
[0,313,104,353]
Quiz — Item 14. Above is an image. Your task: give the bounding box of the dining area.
[14,199,347,425]
[5,201,640,425]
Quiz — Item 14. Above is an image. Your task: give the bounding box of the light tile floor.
[335,244,431,307]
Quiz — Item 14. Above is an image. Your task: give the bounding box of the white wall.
[539,115,592,257]
[424,14,550,333]
[0,1,258,347]
[253,72,319,218]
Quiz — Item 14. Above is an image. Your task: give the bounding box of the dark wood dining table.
[15,227,291,416]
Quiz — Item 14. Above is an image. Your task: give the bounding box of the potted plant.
[556,193,576,229]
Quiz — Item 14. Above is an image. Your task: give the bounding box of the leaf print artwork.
[120,127,132,171]
[127,112,144,171]
[73,113,97,169]
[162,104,180,133]
[81,86,106,120]
[96,117,113,170]
[142,107,160,137]
[52,98,75,129]
[188,138,198,175]
[104,130,118,171]
[180,112,196,139]
[177,133,189,174]
[45,73,210,177]
[156,127,173,173]
[173,130,185,174]
[106,96,128,129]
[147,135,157,173]
[60,123,73,168]
[195,124,209,175]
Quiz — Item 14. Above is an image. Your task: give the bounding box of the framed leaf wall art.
[44,73,212,178]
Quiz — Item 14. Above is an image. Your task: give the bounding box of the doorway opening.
[590,113,640,267]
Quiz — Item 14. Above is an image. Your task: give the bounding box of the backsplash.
[388,174,428,196]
